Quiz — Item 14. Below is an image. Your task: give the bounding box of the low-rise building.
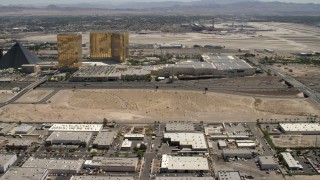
[46,132,92,147]
[280,152,303,170]
[14,124,33,134]
[121,139,132,150]
[0,154,17,173]
[163,133,207,151]
[156,177,214,180]
[92,131,116,149]
[258,156,278,170]
[236,140,256,149]
[223,149,257,159]
[218,140,228,149]
[1,167,48,180]
[6,139,32,150]
[48,124,103,135]
[22,158,84,175]
[124,134,144,140]
[279,123,320,134]
[160,154,209,173]
[71,176,134,180]
[217,171,241,180]
[165,122,195,132]
[84,157,139,172]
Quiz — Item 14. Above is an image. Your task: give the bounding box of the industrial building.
[210,135,250,140]
[258,156,278,170]
[217,171,241,180]
[222,149,257,159]
[163,132,207,151]
[22,158,84,175]
[279,123,320,134]
[71,176,134,180]
[84,157,138,172]
[46,132,92,147]
[90,32,129,63]
[218,140,228,149]
[1,167,48,180]
[236,140,256,149]
[160,154,209,173]
[92,131,116,149]
[6,139,32,150]
[14,124,33,134]
[280,152,303,170]
[124,134,145,140]
[48,124,103,135]
[0,154,17,173]
[57,33,82,67]
[121,139,132,150]
[204,126,223,136]
[165,122,195,132]
[155,177,214,180]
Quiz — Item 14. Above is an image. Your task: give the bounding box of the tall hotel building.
[57,33,82,67]
[90,32,129,63]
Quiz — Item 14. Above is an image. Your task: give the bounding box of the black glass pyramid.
[0,42,40,69]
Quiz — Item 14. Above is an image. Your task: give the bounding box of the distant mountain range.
[0,0,319,16]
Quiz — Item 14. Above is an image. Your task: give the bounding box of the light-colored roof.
[85,157,138,168]
[49,124,103,132]
[201,55,253,70]
[166,123,195,132]
[223,149,257,155]
[93,131,116,146]
[72,176,134,180]
[0,154,16,166]
[155,177,214,180]
[218,140,227,147]
[124,134,144,138]
[279,123,320,132]
[217,171,241,180]
[281,152,303,169]
[46,132,92,144]
[258,156,277,165]
[121,139,132,148]
[7,139,32,147]
[164,132,207,150]
[161,154,209,171]
[1,167,48,180]
[22,158,84,172]
[14,124,32,133]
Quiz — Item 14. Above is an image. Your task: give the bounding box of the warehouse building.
[84,157,138,172]
[124,134,144,140]
[279,123,320,134]
[160,154,209,173]
[0,154,17,173]
[1,167,48,180]
[280,152,303,170]
[46,132,92,147]
[218,140,228,149]
[236,140,256,149]
[92,131,116,149]
[71,176,134,180]
[166,122,195,132]
[210,135,250,140]
[156,177,214,180]
[6,139,32,150]
[204,126,223,136]
[223,149,257,159]
[48,124,103,135]
[258,156,278,170]
[217,171,241,180]
[14,124,33,134]
[22,158,84,175]
[163,133,207,151]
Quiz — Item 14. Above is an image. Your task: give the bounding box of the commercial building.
[210,135,250,140]
[218,140,228,149]
[222,149,257,159]
[160,154,209,173]
[6,139,32,150]
[121,69,150,81]
[217,171,241,180]
[48,124,103,135]
[156,177,214,180]
[258,156,278,170]
[46,132,92,147]
[280,152,303,170]
[163,133,207,151]
[1,167,48,180]
[124,134,144,140]
[236,140,256,149]
[0,154,17,173]
[92,131,116,149]
[0,123,15,135]
[279,123,320,134]
[204,126,223,136]
[71,176,134,180]
[22,158,84,175]
[90,32,129,63]
[121,139,132,150]
[70,66,116,82]
[84,157,138,172]
[14,124,33,134]
[57,33,82,67]
[166,122,195,132]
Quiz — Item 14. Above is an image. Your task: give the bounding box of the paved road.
[247,123,274,156]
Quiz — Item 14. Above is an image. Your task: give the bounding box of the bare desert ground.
[15,89,53,103]
[0,89,318,123]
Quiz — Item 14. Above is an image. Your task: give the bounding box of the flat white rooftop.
[22,158,84,172]
[164,132,207,150]
[279,123,320,132]
[49,124,103,132]
[161,154,209,171]
[281,152,303,170]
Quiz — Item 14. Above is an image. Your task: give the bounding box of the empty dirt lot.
[0,89,318,123]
